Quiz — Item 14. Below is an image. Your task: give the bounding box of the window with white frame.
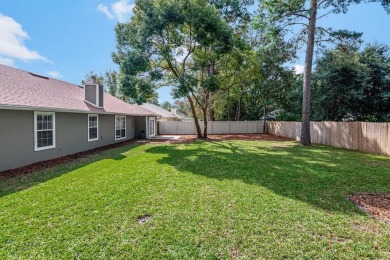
[34,112,55,151]
[88,114,98,141]
[115,116,126,140]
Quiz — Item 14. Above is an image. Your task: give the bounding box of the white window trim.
[115,115,126,140]
[34,111,56,151]
[88,114,99,142]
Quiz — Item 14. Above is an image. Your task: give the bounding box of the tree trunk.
[203,108,208,138]
[300,0,317,146]
[187,95,202,138]
[201,60,215,136]
[208,93,215,121]
[203,91,209,138]
[227,89,231,121]
[237,93,242,121]
[263,102,267,134]
[207,61,215,122]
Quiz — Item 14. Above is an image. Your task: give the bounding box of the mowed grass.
[0,140,389,259]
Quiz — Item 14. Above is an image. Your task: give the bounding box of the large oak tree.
[112,0,236,137]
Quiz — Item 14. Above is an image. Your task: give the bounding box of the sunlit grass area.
[1,140,389,259]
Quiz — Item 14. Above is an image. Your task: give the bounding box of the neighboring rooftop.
[0,65,155,116]
[140,103,191,120]
[140,103,178,118]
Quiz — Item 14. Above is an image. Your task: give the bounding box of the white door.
[149,117,156,137]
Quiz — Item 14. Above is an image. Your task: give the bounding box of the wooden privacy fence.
[267,121,390,156]
[159,121,264,135]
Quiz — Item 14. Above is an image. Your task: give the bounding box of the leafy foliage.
[161,101,173,111]
[277,44,390,122]
[81,71,104,86]
[113,0,234,99]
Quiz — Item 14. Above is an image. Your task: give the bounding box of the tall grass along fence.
[158,121,264,135]
[267,121,390,156]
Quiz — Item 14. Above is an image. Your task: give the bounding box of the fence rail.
[267,121,390,156]
[158,121,264,135]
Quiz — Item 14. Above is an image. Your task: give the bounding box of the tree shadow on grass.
[0,145,136,198]
[145,141,390,215]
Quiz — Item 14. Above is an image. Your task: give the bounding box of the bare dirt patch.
[137,214,152,224]
[349,193,390,224]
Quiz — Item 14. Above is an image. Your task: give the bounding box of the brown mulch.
[349,193,390,224]
[0,140,137,179]
[0,134,291,179]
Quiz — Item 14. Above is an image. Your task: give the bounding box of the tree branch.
[280,22,309,31]
[287,6,310,20]
[316,9,333,20]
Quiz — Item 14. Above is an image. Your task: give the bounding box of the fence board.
[267,121,390,156]
[158,121,264,135]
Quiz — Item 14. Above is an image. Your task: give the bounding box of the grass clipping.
[349,193,390,224]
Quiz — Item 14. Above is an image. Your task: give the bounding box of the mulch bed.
[0,134,290,179]
[0,140,137,179]
[349,193,390,224]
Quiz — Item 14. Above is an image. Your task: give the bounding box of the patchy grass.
[0,140,389,259]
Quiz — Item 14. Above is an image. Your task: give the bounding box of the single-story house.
[0,65,157,172]
[141,103,192,121]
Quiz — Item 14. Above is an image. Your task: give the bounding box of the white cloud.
[97,1,134,23]
[294,64,305,74]
[0,14,49,64]
[112,0,134,23]
[97,4,114,20]
[0,56,15,66]
[47,70,63,79]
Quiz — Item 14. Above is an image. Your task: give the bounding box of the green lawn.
[1,140,389,259]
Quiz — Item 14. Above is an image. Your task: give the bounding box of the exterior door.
[149,117,156,137]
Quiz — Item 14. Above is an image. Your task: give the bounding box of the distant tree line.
[156,43,390,123]
[278,44,390,122]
